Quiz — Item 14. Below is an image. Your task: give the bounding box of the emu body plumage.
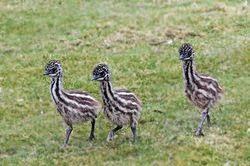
[182,60,222,110]
[100,82,141,126]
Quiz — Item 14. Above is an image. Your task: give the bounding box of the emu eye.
[51,68,57,73]
[100,71,105,76]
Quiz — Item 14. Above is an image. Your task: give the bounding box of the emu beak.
[92,75,104,81]
[92,76,98,81]
[179,55,191,61]
[179,54,184,60]
[43,72,49,76]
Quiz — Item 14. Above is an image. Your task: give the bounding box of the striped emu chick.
[44,60,100,147]
[179,43,223,136]
[92,64,142,141]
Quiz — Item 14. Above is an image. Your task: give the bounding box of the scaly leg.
[207,112,211,127]
[131,126,137,142]
[195,109,208,136]
[88,119,96,141]
[107,125,123,141]
[131,120,137,142]
[62,124,73,147]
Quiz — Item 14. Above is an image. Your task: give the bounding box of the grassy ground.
[0,0,249,165]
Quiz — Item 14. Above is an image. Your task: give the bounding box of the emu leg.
[107,125,123,141]
[131,120,137,142]
[88,119,96,141]
[207,113,211,127]
[195,110,208,136]
[62,125,73,147]
[131,126,137,142]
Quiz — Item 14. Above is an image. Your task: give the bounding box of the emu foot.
[195,129,204,137]
[61,143,68,149]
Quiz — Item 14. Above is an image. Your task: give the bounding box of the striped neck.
[100,81,115,105]
[50,76,63,104]
[182,60,197,87]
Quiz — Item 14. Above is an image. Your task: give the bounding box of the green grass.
[0,0,249,165]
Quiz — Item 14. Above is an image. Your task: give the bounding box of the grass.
[0,0,249,165]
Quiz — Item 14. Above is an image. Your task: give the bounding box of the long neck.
[182,60,197,87]
[100,80,115,105]
[50,75,63,103]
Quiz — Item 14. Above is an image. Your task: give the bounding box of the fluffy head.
[179,43,194,61]
[44,60,62,78]
[92,63,110,81]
